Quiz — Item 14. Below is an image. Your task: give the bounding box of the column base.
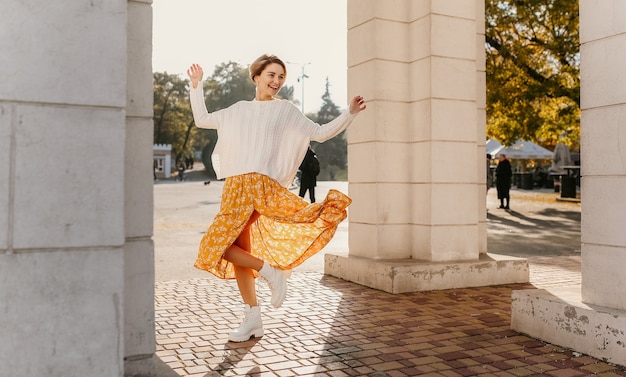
[324,253,529,294]
[512,287,626,368]
[124,354,155,377]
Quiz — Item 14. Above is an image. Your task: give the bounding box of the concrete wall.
[511,1,626,367]
[579,0,626,311]
[476,0,488,255]
[0,1,155,376]
[347,0,484,262]
[125,1,156,376]
[328,0,528,293]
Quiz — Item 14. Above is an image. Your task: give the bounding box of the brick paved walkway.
[154,183,623,376]
[155,256,626,377]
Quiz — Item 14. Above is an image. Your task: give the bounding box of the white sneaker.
[228,304,263,342]
[259,262,291,308]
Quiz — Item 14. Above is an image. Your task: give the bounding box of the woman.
[187,54,366,342]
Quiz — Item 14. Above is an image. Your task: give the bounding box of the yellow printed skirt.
[194,173,351,279]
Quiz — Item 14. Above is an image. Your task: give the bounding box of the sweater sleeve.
[306,110,358,142]
[189,83,219,129]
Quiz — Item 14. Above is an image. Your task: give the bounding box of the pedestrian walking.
[177,162,185,182]
[496,154,512,209]
[186,54,366,342]
[298,147,320,203]
[486,153,493,193]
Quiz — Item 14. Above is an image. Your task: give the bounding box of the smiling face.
[253,63,286,101]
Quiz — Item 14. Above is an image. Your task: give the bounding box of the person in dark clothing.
[486,153,493,193]
[298,147,320,203]
[185,156,193,169]
[495,154,512,209]
[533,165,547,188]
[177,162,185,182]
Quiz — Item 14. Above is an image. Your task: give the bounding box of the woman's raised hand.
[349,95,366,115]
[187,64,204,89]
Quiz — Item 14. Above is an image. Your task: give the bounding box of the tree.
[153,72,195,163]
[310,78,347,181]
[485,0,580,149]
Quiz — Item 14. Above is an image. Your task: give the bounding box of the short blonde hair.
[249,54,287,82]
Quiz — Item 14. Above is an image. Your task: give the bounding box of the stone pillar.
[512,1,626,367]
[0,0,156,376]
[325,0,527,293]
[476,0,489,255]
[579,0,626,315]
[124,1,156,376]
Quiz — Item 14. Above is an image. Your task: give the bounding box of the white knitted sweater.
[190,84,358,187]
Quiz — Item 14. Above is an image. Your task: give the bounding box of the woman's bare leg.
[224,211,263,307]
[231,250,259,307]
[226,243,262,307]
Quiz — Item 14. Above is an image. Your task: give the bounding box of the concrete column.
[476,0,489,255]
[579,0,626,313]
[326,0,527,293]
[124,1,156,376]
[511,0,626,367]
[0,1,128,376]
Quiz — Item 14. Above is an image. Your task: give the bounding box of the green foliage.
[485,0,579,150]
[203,62,256,111]
[153,72,195,162]
[310,78,347,181]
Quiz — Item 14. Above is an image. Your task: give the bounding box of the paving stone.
[153,185,625,376]
[154,267,626,376]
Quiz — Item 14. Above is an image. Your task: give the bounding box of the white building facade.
[153,144,172,179]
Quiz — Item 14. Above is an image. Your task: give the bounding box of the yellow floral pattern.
[194,173,352,279]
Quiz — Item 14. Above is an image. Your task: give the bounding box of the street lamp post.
[287,61,310,113]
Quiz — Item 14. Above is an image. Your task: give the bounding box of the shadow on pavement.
[487,202,581,258]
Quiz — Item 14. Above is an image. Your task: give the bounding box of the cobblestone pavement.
[154,180,625,376]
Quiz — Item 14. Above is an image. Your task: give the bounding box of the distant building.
[153,144,172,179]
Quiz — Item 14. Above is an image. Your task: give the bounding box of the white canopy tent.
[487,139,555,186]
[486,138,503,157]
[487,139,553,160]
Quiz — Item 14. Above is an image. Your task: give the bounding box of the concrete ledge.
[125,355,155,377]
[324,253,529,294]
[512,287,626,367]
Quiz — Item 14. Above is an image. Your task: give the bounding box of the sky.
[152,0,348,114]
